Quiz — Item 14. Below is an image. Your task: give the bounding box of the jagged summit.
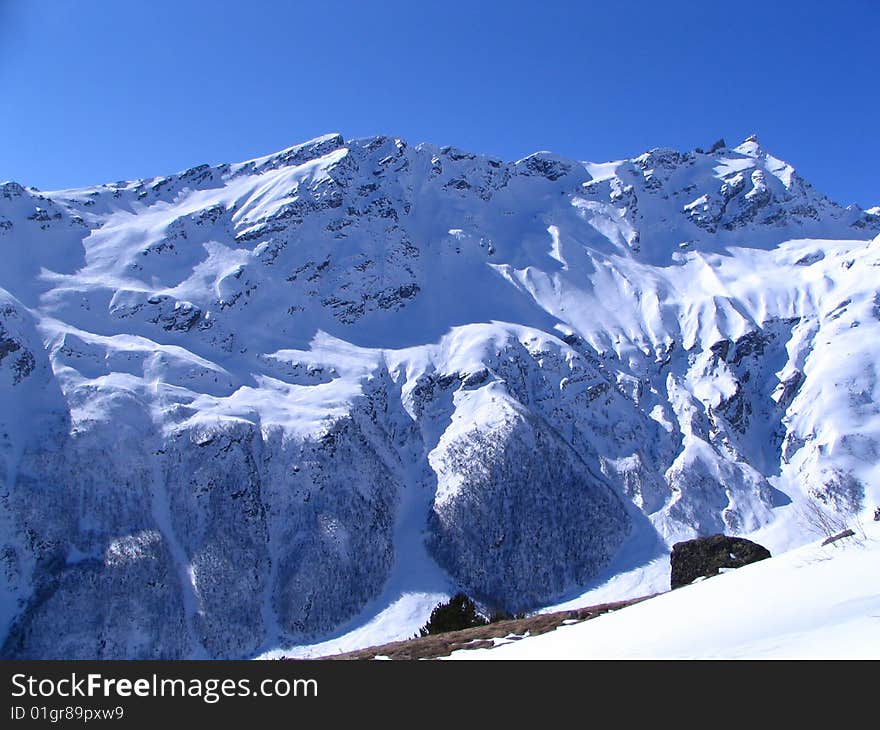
[1,132,879,658]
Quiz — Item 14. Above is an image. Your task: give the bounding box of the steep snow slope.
[449,522,880,659]
[1,134,878,658]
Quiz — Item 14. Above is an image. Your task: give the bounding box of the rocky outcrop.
[670,535,771,589]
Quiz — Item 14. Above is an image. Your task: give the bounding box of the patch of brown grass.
[305,595,655,660]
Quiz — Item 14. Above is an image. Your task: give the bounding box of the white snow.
[258,591,447,659]
[450,521,880,659]
[583,160,624,183]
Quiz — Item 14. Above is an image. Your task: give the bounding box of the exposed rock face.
[670,535,771,589]
[1,405,400,659]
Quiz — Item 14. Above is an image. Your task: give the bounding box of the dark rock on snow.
[670,535,771,589]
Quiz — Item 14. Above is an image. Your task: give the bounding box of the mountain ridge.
[9,132,876,215]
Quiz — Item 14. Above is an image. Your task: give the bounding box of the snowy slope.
[449,521,880,659]
[1,134,878,658]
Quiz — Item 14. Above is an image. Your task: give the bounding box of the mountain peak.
[232,132,347,176]
[733,134,763,157]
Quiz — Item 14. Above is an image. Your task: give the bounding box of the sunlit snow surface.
[1,133,879,658]
[450,522,880,659]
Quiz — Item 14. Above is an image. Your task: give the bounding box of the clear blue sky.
[1,0,877,206]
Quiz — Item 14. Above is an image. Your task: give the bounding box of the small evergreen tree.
[418,593,488,636]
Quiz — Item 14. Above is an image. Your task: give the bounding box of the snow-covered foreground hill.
[1,133,878,658]
[449,522,880,659]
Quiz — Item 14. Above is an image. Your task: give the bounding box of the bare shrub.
[796,493,864,545]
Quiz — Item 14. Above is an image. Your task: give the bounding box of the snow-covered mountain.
[1,133,878,658]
